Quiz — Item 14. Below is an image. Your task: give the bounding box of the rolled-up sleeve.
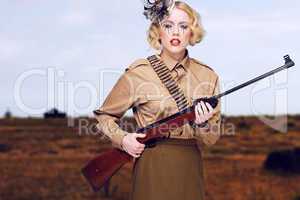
[195,76,221,146]
[93,71,135,150]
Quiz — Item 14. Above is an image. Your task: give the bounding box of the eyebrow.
[162,20,189,24]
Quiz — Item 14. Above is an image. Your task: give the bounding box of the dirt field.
[0,116,299,200]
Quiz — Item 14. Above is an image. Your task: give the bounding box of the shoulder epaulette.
[125,58,149,72]
[190,58,214,72]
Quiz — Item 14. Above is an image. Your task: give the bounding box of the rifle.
[82,55,295,192]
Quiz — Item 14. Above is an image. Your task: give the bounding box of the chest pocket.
[137,94,175,121]
[137,94,184,136]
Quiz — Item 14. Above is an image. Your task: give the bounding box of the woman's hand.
[121,133,146,158]
[194,101,216,126]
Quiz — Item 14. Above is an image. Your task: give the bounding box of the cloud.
[0,37,24,62]
[1,0,299,116]
[206,13,300,33]
[61,12,94,26]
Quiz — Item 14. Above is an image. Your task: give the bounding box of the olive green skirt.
[130,138,205,200]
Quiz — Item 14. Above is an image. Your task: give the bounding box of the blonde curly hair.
[147,1,205,50]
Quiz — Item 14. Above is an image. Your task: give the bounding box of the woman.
[93,1,221,199]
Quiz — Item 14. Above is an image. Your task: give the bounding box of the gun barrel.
[214,55,295,99]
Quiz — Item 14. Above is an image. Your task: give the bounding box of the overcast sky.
[1,0,299,117]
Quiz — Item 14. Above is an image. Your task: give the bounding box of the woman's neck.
[160,49,186,66]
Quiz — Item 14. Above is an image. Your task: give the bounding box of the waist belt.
[155,138,197,146]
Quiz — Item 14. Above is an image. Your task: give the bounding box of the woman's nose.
[172,27,180,35]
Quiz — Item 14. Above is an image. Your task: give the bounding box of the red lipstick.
[170,38,181,46]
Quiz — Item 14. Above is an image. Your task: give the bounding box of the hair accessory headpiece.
[143,0,175,22]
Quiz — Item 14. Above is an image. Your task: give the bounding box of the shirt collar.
[156,49,189,72]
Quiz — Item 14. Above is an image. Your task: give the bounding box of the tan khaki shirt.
[94,50,221,150]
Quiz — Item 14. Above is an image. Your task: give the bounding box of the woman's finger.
[198,102,205,115]
[134,134,146,145]
[136,150,143,155]
[201,102,212,121]
[194,103,205,124]
[135,133,146,138]
[137,145,145,151]
[205,102,217,120]
[132,153,139,158]
[205,102,213,113]
[194,105,199,124]
[196,103,202,117]
[129,149,139,158]
[200,101,208,115]
[195,104,202,123]
[135,154,141,158]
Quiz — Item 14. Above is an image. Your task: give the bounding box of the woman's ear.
[189,31,194,45]
[157,38,163,51]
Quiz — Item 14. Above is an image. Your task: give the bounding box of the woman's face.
[159,7,192,55]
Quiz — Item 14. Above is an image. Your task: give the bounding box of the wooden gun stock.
[81,103,201,191]
[81,148,131,192]
[82,55,295,192]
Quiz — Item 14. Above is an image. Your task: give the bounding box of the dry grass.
[0,116,299,200]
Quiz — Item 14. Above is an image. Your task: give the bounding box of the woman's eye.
[163,24,172,29]
[180,24,188,30]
